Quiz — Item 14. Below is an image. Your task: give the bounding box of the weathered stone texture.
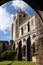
[35,13,43,65]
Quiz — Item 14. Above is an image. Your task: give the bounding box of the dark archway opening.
[27,22,30,32]
[18,40,22,61]
[27,36,31,61]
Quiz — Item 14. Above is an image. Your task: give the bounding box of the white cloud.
[0,1,33,35]
[11,1,33,15]
[11,14,14,18]
[0,7,12,34]
[12,1,29,11]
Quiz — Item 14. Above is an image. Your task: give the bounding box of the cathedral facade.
[10,10,43,62]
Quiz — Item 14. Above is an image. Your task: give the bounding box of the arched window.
[23,14,25,18]
[21,27,23,35]
[27,22,30,32]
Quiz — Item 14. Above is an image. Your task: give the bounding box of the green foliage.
[0,50,17,61]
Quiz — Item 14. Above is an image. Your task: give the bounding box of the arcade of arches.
[10,10,43,65]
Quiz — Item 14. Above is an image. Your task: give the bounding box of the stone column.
[10,40,14,50]
[12,42,15,50]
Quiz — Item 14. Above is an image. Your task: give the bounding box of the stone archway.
[0,0,43,65]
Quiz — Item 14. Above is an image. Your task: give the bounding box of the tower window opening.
[27,22,30,32]
[21,27,23,35]
[23,14,25,17]
[19,15,21,18]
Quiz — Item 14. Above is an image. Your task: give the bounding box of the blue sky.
[0,1,34,41]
